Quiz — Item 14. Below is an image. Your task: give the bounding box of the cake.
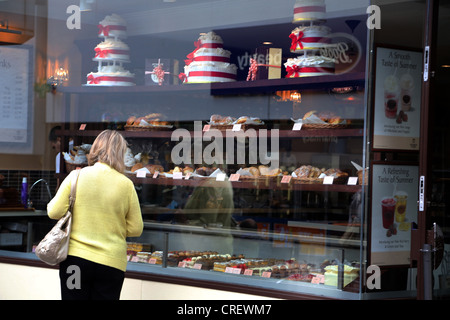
[86,65,135,86]
[98,13,127,39]
[289,25,331,52]
[86,14,134,86]
[285,55,335,77]
[293,0,326,23]
[93,38,130,62]
[180,31,237,83]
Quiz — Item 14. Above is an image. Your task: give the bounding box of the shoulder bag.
[35,169,80,265]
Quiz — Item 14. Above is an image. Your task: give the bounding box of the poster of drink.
[370,164,419,266]
[373,47,422,150]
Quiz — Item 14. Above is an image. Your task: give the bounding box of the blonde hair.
[88,130,127,173]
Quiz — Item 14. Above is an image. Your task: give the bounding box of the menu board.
[373,47,422,150]
[0,46,33,153]
[370,164,419,266]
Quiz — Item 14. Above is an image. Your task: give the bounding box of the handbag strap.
[68,169,81,211]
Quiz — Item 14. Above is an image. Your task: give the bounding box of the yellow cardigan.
[47,162,143,272]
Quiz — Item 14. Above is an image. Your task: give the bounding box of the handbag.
[35,169,80,265]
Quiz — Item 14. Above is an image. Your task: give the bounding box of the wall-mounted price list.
[0,46,30,144]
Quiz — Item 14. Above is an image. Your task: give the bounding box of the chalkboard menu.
[0,45,33,154]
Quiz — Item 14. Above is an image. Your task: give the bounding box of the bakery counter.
[122,219,363,299]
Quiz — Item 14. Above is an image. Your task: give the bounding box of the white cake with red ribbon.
[93,38,130,62]
[98,13,127,39]
[285,55,335,78]
[86,65,134,86]
[293,0,326,22]
[289,25,331,52]
[86,14,134,86]
[180,32,237,83]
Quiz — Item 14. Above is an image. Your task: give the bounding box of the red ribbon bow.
[179,73,188,83]
[94,48,109,58]
[87,75,100,84]
[289,32,304,51]
[286,65,302,78]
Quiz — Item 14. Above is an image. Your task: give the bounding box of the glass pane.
[430,0,450,299]
[1,0,372,299]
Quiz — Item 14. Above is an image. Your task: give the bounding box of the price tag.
[153,171,159,179]
[130,256,139,263]
[203,124,211,132]
[292,122,302,131]
[216,173,226,181]
[281,175,292,184]
[136,170,146,178]
[79,123,86,130]
[148,258,157,265]
[232,124,242,131]
[261,271,271,278]
[193,263,202,270]
[243,269,253,276]
[229,173,240,182]
[225,267,234,274]
[311,276,321,284]
[232,268,241,274]
[178,261,186,268]
[317,274,325,283]
[347,176,358,185]
[323,176,334,185]
[173,172,183,180]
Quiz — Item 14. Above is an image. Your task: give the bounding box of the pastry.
[131,163,143,172]
[294,165,311,178]
[145,164,164,174]
[183,167,194,174]
[126,116,136,125]
[259,165,281,176]
[196,166,217,176]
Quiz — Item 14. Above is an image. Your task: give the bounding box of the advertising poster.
[370,164,419,266]
[373,47,422,150]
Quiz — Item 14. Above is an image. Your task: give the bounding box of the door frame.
[417,0,440,300]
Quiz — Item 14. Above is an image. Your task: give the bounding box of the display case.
[1,0,379,299]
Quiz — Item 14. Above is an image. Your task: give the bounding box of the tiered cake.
[179,31,237,83]
[285,0,335,78]
[86,14,134,86]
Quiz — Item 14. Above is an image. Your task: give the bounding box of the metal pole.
[338,249,344,290]
[162,232,169,268]
[422,244,433,300]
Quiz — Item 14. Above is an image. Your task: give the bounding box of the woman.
[47,130,143,300]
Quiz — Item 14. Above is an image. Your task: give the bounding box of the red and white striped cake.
[98,14,127,39]
[180,32,237,83]
[289,25,331,52]
[93,39,130,62]
[285,55,335,78]
[86,65,135,86]
[293,0,326,23]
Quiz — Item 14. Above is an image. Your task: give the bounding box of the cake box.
[145,58,180,85]
[251,47,282,80]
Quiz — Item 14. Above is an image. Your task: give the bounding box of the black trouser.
[59,255,125,300]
